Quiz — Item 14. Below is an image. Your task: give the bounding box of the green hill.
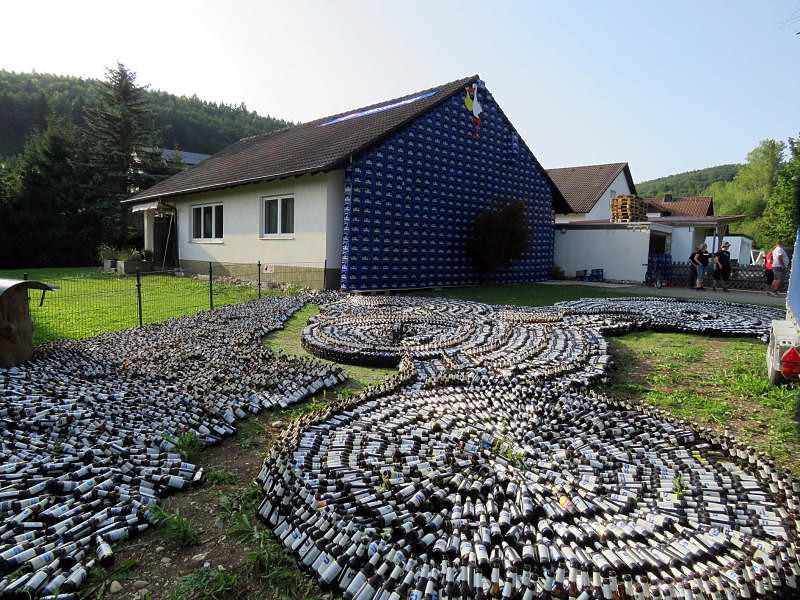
[635,164,740,198]
[0,70,290,157]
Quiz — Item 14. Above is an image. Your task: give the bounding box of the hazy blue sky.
[3,0,798,181]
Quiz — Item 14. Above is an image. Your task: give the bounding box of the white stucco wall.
[554,170,633,223]
[584,170,634,221]
[171,170,344,266]
[553,225,650,282]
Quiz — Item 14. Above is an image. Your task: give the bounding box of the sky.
[2,0,799,182]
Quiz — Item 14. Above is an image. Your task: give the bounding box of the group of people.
[689,241,732,292]
[688,240,789,294]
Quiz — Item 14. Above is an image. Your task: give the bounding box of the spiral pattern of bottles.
[262,296,797,600]
[0,296,345,599]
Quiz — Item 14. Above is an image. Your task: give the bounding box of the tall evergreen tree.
[85,63,158,245]
[0,121,100,267]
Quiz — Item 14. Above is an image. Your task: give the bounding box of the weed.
[168,567,239,600]
[78,558,139,599]
[218,480,263,523]
[205,469,238,486]
[162,430,202,461]
[150,504,200,547]
[673,474,688,498]
[237,430,259,448]
[492,437,525,467]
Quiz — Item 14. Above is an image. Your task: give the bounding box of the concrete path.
[540,280,786,308]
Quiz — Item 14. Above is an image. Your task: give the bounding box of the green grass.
[263,304,395,420]
[602,331,800,474]
[205,469,238,486]
[222,481,323,600]
[404,282,639,306]
[168,567,239,600]
[0,266,278,344]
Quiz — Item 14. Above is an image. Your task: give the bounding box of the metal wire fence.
[27,261,330,344]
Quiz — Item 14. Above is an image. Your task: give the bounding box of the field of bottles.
[0,294,347,599]
[262,296,797,600]
[0,292,795,599]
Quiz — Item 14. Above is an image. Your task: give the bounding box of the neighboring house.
[552,182,742,282]
[123,75,568,290]
[704,233,754,265]
[549,162,636,223]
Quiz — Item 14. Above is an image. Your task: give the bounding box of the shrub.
[465,199,532,283]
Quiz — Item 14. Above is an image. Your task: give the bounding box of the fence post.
[136,270,143,327]
[258,261,262,299]
[208,262,213,310]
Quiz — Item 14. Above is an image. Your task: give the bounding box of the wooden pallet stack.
[610,194,647,222]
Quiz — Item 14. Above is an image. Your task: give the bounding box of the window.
[262,196,294,237]
[192,203,223,240]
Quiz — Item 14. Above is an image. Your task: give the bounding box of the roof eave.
[122,162,343,204]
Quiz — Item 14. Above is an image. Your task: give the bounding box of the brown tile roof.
[546,163,635,213]
[643,196,714,217]
[126,76,481,203]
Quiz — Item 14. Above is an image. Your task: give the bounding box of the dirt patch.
[84,412,324,600]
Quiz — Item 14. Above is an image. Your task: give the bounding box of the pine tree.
[0,121,100,267]
[85,63,158,245]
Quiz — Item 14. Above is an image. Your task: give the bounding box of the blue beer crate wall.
[340,80,555,291]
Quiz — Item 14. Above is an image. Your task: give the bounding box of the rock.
[155,545,165,553]
[161,556,172,565]
[109,580,123,594]
[192,552,207,562]
[203,561,211,568]
[271,420,284,427]
[134,580,149,590]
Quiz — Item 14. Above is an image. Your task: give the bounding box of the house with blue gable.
[124,75,568,290]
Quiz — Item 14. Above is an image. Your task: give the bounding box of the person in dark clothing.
[692,243,710,290]
[688,246,698,288]
[712,241,732,292]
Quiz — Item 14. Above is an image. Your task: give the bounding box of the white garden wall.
[554,225,650,282]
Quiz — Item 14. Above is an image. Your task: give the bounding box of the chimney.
[664,193,674,203]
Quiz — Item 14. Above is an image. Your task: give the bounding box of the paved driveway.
[541,280,786,308]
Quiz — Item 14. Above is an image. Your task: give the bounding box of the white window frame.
[260,195,295,239]
[190,202,224,243]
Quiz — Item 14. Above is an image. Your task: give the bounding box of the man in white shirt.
[768,240,789,295]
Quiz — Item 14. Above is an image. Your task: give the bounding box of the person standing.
[764,249,774,291]
[688,246,698,288]
[768,240,789,295]
[712,241,732,292]
[692,243,710,290]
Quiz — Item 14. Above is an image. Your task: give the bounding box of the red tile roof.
[547,163,635,213]
[643,196,714,217]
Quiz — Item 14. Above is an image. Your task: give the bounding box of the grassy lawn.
[0,266,267,344]
[405,282,640,306]
[262,304,396,420]
[601,332,800,475]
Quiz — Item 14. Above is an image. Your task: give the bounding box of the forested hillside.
[0,70,290,157]
[635,139,799,249]
[635,164,739,198]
